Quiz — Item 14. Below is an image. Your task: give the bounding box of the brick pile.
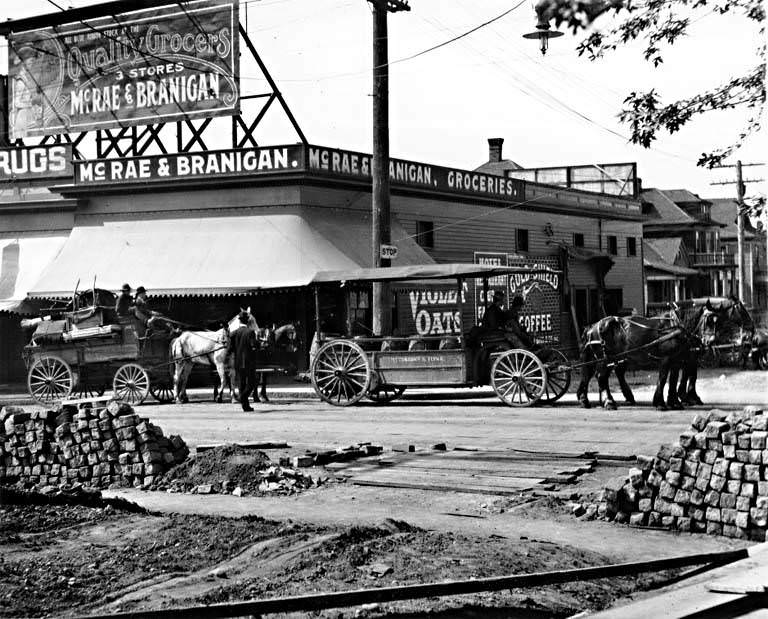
[0,401,189,490]
[589,406,768,540]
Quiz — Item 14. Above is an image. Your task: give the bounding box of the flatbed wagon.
[309,264,572,407]
[21,289,175,407]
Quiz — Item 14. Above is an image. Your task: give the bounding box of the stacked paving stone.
[591,406,768,541]
[0,401,189,490]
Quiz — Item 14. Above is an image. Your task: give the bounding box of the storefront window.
[607,235,618,256]
[516,228,529,252]
[627,237,637,256]
[416,221,434,249]
[573,232,584,247]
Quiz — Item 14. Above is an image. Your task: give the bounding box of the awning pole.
[314,287,321,337]
[456,278,464,339]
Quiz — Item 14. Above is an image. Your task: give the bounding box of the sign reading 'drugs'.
[308,146,524,202]
[8,0,239,139]
[75,146,303,184]
[0,145,73,180]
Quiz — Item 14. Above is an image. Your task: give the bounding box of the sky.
[1,0,765,200]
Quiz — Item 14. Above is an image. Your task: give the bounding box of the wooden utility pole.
[735,161,746,302]
[369,0,409,336]
[0,75,8,147]
[711,161,765,304]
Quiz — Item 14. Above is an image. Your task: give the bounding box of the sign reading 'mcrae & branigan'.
[74,146,302,184]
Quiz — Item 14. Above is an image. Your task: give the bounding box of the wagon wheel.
[311,340,371,406]
[150,383,175,404]
[366,384,406,403]
[491,349,546,407]
[113,363,150,405]
[27,355,74,406]
[537,348,572,404]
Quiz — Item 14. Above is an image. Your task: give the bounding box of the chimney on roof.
[488,138,504,163]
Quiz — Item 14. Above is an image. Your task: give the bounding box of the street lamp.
[523,15,563,55]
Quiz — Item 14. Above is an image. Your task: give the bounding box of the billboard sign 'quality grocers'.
[8,0,239,139]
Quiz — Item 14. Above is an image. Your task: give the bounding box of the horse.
[666,297,753,406]
[575,301,725,411]
[170,308,258,404]
[250,323,299,403]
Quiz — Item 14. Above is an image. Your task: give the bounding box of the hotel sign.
[8,0,239,139]
[74,145,303,184]
[308,146,524,202]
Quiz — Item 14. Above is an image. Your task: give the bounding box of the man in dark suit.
[481,290,507,331]
[115,283,133,318]
[229,312,258,412]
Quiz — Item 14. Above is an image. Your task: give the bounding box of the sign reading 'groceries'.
[308,146,524,202]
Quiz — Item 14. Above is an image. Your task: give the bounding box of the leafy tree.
[536,0,765,173]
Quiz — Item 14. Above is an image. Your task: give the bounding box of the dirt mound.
[153,444,322,496]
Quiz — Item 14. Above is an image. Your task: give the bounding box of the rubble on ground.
[152,443,324,496]
[0,402,189,491]
[579,405,768,540]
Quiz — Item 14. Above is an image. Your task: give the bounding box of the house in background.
[475,137,645,333]
[641,188,732,313]
[709,198,766,310]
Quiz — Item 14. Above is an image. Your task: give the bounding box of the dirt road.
[2,367,765,617]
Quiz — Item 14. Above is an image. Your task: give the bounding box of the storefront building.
[0,142,645,384]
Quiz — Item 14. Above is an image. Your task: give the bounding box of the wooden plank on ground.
[352,479,548,496]
[373,458,593,477]
[351,468,556,487]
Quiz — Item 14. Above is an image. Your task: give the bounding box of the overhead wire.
[412,7,698,164]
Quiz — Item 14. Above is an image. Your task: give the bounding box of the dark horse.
[700,296,758,369]
[215,323,299,403]
[576,301,725,410]
[252,323,299,402]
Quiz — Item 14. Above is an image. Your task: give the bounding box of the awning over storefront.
[0,234,68,313]
[28,208,433,298]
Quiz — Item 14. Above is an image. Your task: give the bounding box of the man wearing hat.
[229,310,259,412]
[505,294,536,349]
[115,284,133,318]
[481,290,507,332]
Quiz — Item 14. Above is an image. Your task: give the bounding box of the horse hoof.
[578,399,591,409]
[260,396,270,403]
[625,399,636,406]
[655,404,668,411]
[603,401,618,411]
[668,403,684,411]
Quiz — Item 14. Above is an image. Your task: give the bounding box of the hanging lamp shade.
[523,20,563,55]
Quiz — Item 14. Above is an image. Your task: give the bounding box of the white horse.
[170,308,259,404]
